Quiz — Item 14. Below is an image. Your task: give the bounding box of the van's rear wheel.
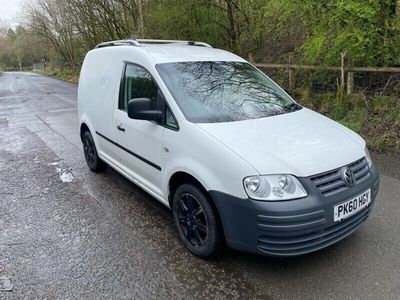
[82,131,106,172]
[172,184,223,258]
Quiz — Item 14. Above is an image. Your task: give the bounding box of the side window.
[119,64,158,111]
[165,106,178,130]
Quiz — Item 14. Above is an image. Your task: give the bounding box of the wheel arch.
[169,171,204,206]
[168,171,225,240]
[80,122,90,142]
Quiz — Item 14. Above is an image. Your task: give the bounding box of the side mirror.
[127,98,162,122]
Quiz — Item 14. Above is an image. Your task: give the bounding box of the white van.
[78,39,380,258]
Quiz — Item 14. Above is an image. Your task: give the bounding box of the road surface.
[0,72,399,299]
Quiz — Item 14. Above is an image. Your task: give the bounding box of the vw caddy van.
[78,39,380,258]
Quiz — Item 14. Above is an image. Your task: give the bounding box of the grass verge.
[36,69,79,84]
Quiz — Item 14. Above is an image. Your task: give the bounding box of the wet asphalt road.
[0,71,399,299]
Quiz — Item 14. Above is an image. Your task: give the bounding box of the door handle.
[116,124,125,132]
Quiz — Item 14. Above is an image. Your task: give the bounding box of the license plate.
[334,189,371,222]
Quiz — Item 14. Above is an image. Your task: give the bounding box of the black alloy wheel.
[82,131,106,172]
[176,193,208,248]
[173,184,223,258]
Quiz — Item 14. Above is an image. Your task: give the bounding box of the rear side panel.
[78,49,123,158]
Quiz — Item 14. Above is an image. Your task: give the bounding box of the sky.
[0,0,23,27]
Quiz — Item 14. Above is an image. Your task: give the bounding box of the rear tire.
[82,131,106,172]
[172,183,223,258]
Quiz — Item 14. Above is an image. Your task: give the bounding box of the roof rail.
[95,39,140,48]
[136,39,212,48]
[94,38,212,49]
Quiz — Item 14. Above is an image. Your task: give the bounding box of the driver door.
[114,63,164,197]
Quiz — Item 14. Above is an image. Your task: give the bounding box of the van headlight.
[365,146,372,168]
[243,175,307,201]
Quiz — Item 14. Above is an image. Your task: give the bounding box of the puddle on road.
[57,169,74,183]
[0,276,13,292]
[49,160,74,183]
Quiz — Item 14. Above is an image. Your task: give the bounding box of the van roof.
[140,44,244,64]
[92,39,245,65]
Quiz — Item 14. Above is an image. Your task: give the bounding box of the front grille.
[310,157,370,197]
[257,207,370,256]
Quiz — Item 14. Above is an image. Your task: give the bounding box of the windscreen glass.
[156,61,301,123]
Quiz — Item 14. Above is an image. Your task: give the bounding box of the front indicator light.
[365,146,373,168]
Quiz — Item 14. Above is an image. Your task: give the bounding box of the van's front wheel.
[172,184,223,258]
[82,131,106,172]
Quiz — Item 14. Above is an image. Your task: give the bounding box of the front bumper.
[209,165,380,257]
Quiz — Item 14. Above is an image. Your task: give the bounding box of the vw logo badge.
[342,167,356,187]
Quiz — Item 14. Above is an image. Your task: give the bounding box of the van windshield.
[156,61,301,123]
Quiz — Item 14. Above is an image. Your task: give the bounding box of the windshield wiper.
[283,103,302,112]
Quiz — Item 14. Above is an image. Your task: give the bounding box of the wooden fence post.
[248,53,254,63]
[347,54,354,95]
[288,53,295,92]
[340,52,346,95]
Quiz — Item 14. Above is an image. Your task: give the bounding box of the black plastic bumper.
[209,165,380,257]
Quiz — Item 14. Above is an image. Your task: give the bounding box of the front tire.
[172,184,223,258]
[82,131,106,172]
